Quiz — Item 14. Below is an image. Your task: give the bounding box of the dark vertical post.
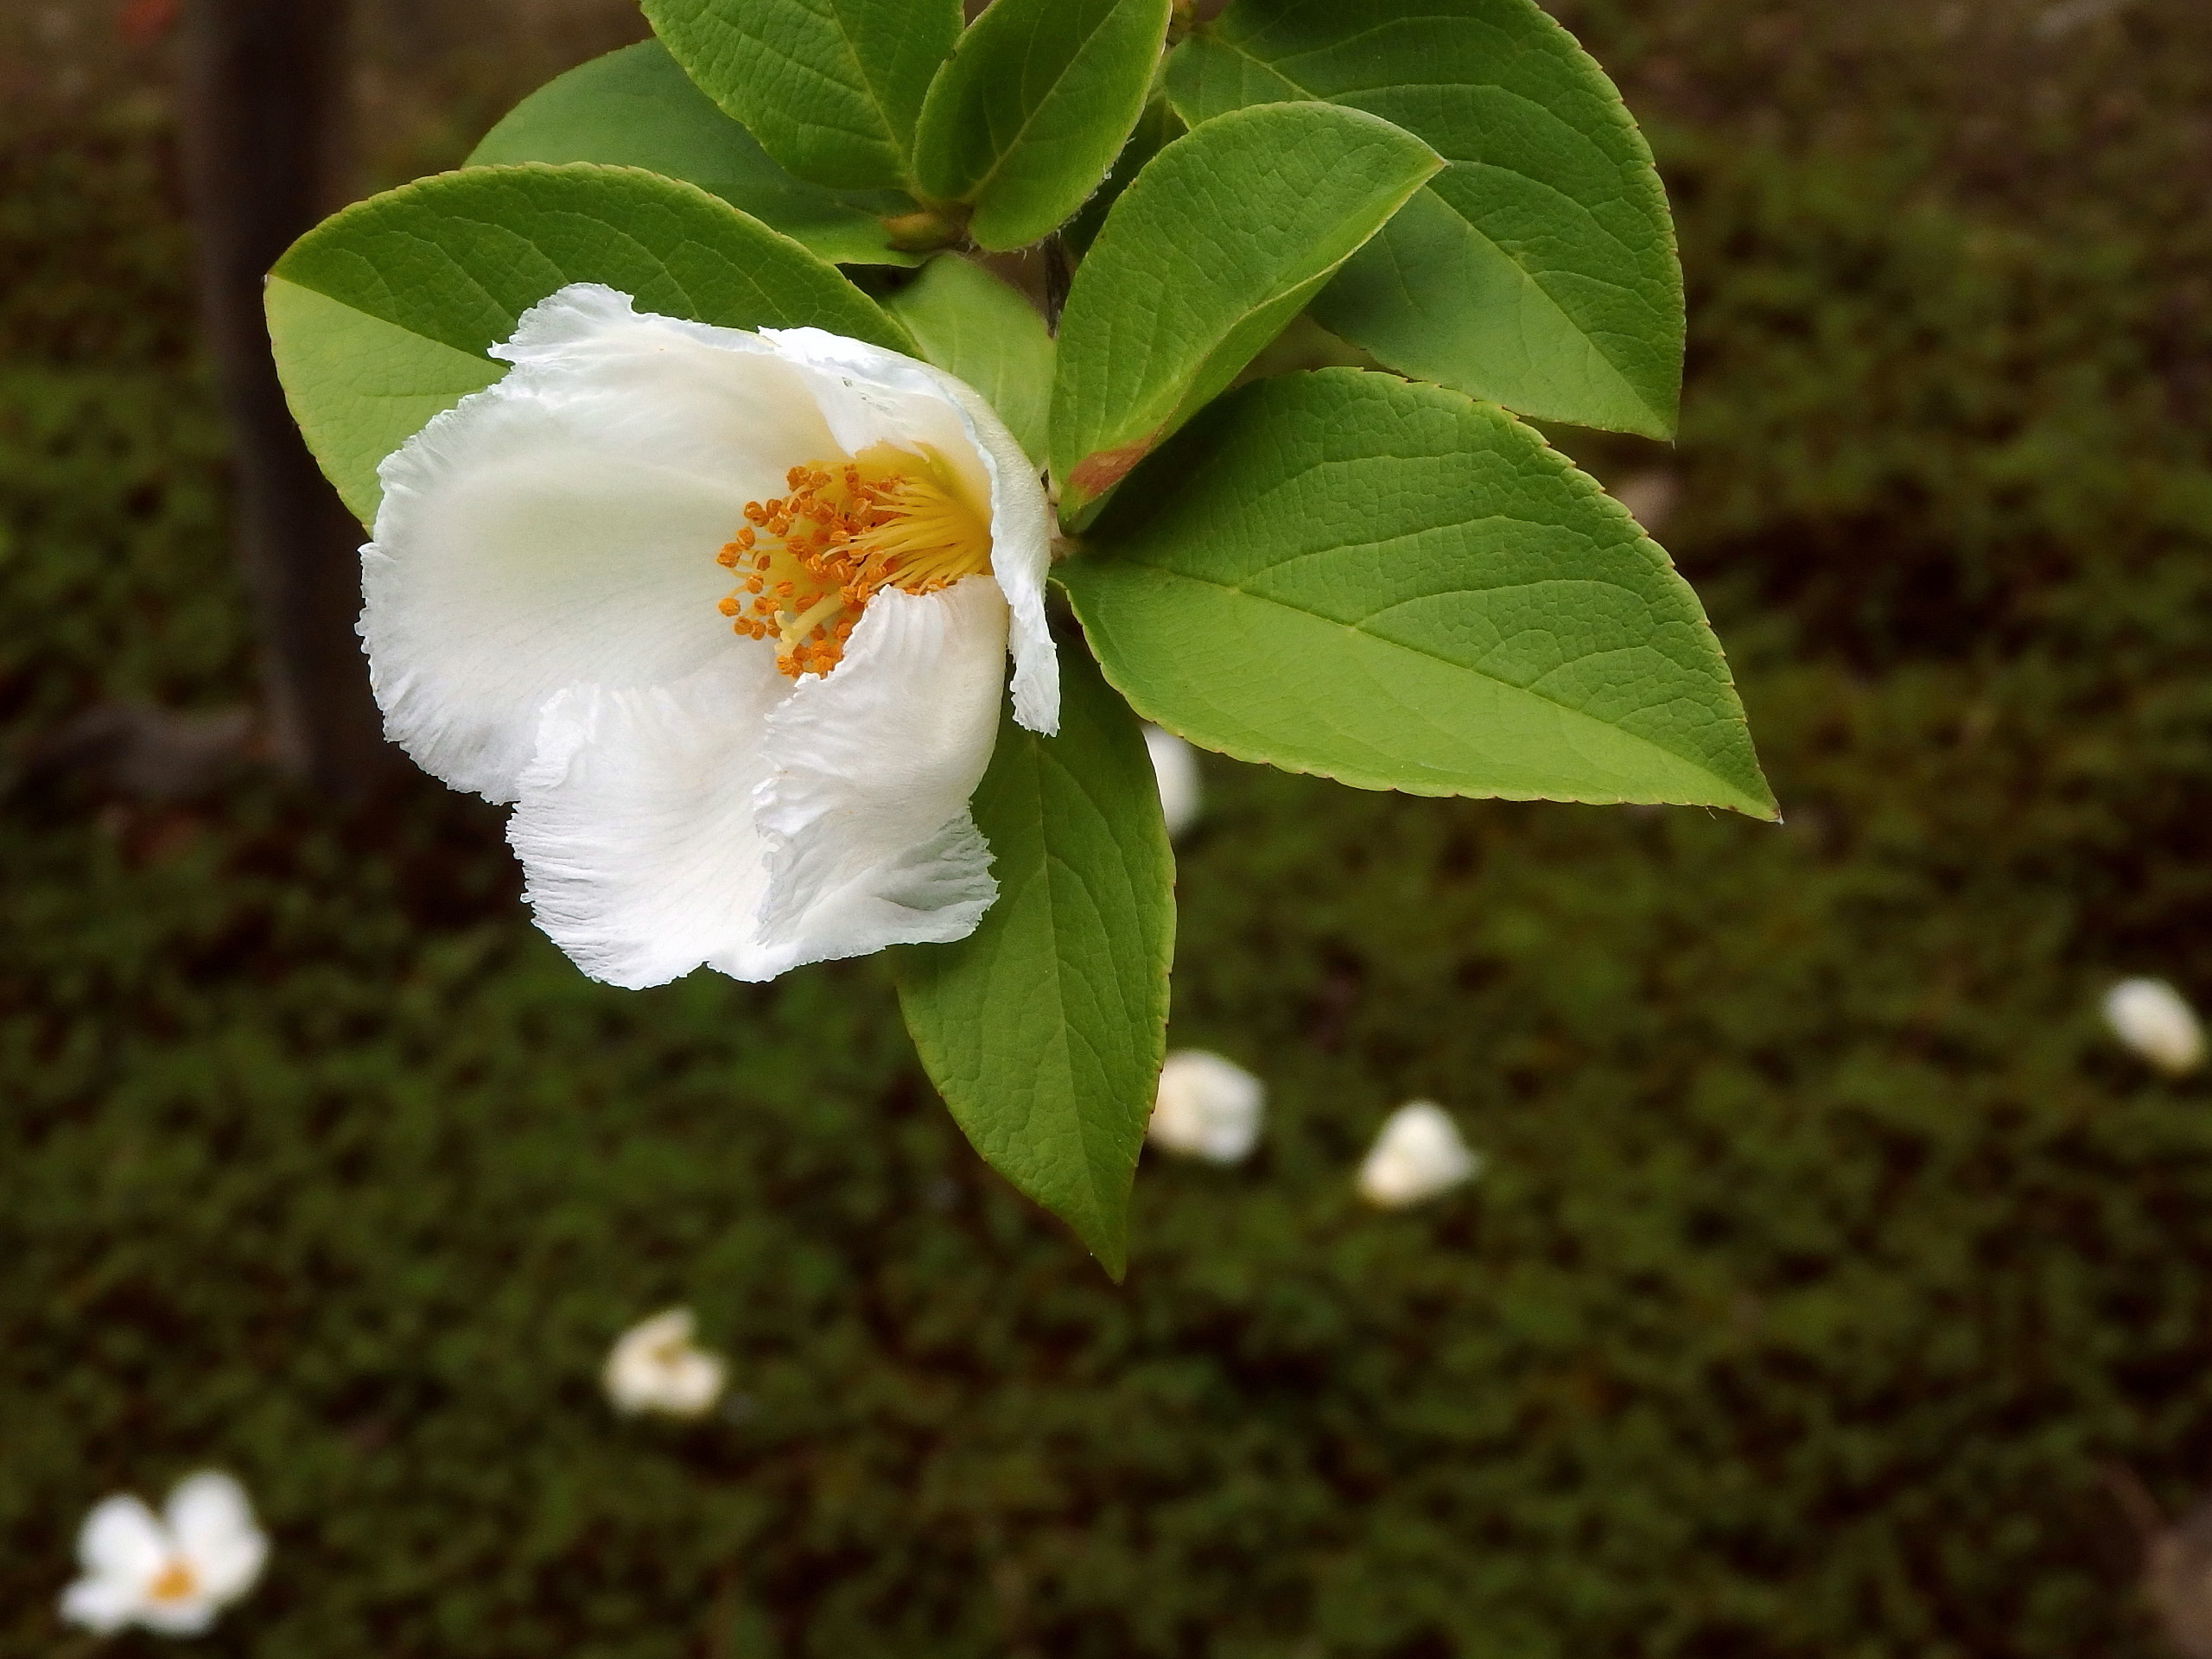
[175,0,389,799]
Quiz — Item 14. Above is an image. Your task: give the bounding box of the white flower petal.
[507,652,791,989]
[60,1573,143,1635]
[166,1472,266,1604]
[2103,976,2205,1076]
[761,326,1058,734]
[365,285,842,801]
[617,1307,695,1350]
[604,1308,728,1418]
[371,287,1054,988]
[605,1308,684,1409]
[1149,1051,1265,1163]
[137,1594,223,1637]
[655,1350,729,1417]
[1143,726,1204,839]
[1357,1102,1481,1210]
[76,1494,168,1583]
[753,582,1007,976]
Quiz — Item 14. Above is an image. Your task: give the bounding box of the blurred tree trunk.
[176,0,390,800]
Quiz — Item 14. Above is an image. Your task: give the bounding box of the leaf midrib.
[1110,555,1753,804]
[1064,113,1437,462]
[1004,745,1136,1244]
[819,0,911,162]
[1191,32,1668,417]
[958,1,1135,205]
[705,5,902,156]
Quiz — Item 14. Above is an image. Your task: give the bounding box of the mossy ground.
[6,3,2212,1656]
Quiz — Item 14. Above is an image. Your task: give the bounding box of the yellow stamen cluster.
[148,1560,198,1603]
[717,444,993,678]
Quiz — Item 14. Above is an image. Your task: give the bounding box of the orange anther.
[715,448,989,680]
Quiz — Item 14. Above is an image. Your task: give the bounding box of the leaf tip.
[1061,1189,1131,1282]
[1732,774,1783,823]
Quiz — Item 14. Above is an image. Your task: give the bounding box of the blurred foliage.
[5,1,2212,1656]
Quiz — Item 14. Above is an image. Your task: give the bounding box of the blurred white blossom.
[1143,725,1202,838]
[60,1471,267,1637]
[2103,977,2204,1076]
[1149,1050,1265,1164]
[1357,1102,1480,1209]
[604,1307,728,1418]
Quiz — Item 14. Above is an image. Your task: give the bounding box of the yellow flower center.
[148,1559,198,1603]
[716,442,994,678]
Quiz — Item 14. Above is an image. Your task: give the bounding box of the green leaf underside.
[1049,101,1439,524]
[264,280,502,527]
[268,163,910,522]
[893,644,1174,1279]
[467,40,920,268]
[912,0,1173,252]
[885,257,1054,466]
[642,0,960,192]
[1167,0,1684,439]
[1061,370,1775,816]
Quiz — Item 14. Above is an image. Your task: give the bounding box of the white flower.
[60,1471,267,1637]
[604,1307,728,1418]
[1148,1050,1264,1163]
[363,283,1057,988]
[1143,724,1202,838]
[1357,1102,1480,1209]
[2104,977,2204,1076]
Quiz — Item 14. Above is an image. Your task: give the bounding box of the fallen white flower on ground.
[1149,1050,1265,1163]
[365,284,1057,988]
[60,1471,267,1637]
[1357,1102,1481,1209]
[604,1307,728,1418]
[1143,725,1202,838]
[2104,977,2205,1076]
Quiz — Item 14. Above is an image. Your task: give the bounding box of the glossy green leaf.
[884,256,1053,466]
[264,280,502,527]
[467,40,921,268]
[893,640,1174,1278]
[912,0,1172,252]
[1061,93,1181,258]
[642,0,960,191]
[1060,370,1775,816]
[268,163,911,523]
[1168,0,1685,439]
[1049,102,1439,526]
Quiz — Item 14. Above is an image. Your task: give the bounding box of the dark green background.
[6,2,2212,1654]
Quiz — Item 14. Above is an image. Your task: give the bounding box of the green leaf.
[884,257,1053,467]
[642,0,960,192]
[1048,102,1439,526]
[1059,370,1776,817]
[892,640,1174,1278]
[267,163,912,524]
[1168,0,1685,439]
[911,0,1172,252]
[467,40,922,268]
[1061,93,1181,258]
[264,279,503,528]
